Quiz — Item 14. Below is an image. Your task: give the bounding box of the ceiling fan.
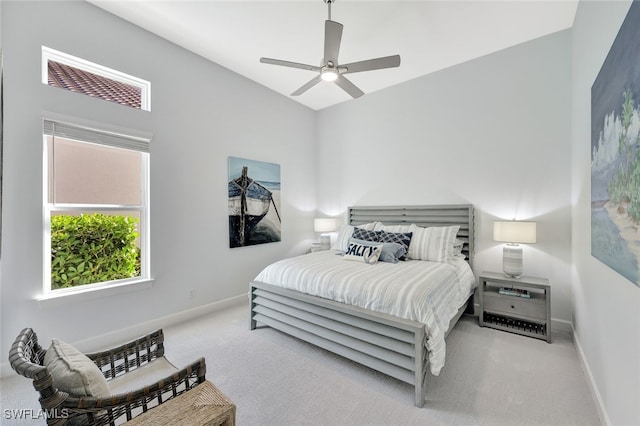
[259,0,401,99]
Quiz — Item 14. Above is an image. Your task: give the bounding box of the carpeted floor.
[1,302,601,425]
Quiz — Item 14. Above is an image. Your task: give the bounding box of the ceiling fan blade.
[291,75,323,96]
[324,20,343,64]
[341,55,401,75]
[260,57,321,72]
[334,75,364,99]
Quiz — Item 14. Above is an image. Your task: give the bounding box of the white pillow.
[453,238,465,256]
[379,223,413,233]
[332,224,354,251]
[344,240,383,264]
[408,225,460,262]
[44,338,111,398]
[361,221,383,231]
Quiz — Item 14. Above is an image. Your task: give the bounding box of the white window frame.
[42,113,151,299]
[42,46,151,111]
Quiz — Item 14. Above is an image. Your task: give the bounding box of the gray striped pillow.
[333,225,354,251]
[408,225,460,262]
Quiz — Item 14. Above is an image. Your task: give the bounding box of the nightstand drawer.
[483,292,546,320]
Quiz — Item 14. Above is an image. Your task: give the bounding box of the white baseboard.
[1,294,246,378]
[551,317,573,334]
[571,324,611,426]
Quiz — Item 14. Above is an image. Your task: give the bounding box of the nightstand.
[310,243,329,253]
[478,271,551,343]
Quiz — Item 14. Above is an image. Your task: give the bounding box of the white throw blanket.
[254,250,476,375]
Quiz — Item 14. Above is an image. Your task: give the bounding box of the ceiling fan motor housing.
[321,62,338,81]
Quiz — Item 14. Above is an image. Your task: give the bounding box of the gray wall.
[572,1,640,425]
[316,30,573,324]
[0,1,315,358]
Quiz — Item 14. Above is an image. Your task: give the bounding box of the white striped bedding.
[253,250,476,375]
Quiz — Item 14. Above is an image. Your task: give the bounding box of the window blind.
[43,119,149,153]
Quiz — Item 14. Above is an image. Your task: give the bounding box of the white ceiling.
[89,1,578,111]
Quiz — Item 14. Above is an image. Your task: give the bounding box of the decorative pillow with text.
[344,240,383,264]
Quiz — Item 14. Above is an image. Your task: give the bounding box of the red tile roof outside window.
[48,60,142,109]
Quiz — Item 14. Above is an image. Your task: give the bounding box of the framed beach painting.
[227,156,281,248]
[591,1,640,287]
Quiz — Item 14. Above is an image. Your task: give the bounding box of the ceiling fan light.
[321,69,338,82]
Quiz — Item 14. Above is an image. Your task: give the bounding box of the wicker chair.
[9,327,207,426]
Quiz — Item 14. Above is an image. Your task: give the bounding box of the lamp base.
[320,234,331,249]
[502,244,523,278]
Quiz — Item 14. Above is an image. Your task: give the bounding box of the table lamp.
[314,218,337,249]
[493,220,537,278]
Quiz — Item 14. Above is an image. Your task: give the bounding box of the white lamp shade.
[493,221,536,244]
[314,218,337,233]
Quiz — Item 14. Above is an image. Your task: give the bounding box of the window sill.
[37,278,154,308]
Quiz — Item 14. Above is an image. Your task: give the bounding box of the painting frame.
[227,156,281,248]
[590,2,640,287]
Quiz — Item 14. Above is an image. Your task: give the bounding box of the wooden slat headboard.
[348,205,475,267]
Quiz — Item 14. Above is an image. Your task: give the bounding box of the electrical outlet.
[189,289,196,299]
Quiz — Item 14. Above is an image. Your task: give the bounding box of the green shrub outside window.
[51,213,140,289]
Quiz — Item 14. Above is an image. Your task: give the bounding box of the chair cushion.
[107,356,179,396]
[44,339,110,398]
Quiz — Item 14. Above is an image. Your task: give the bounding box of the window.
[43,117,150,295]
[42,46,151,111]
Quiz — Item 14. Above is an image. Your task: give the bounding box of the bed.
[249,205,475,407]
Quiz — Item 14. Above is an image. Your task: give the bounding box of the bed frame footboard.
[250,281,430,407]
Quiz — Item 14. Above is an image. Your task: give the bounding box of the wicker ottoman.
[126,380,235,425]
